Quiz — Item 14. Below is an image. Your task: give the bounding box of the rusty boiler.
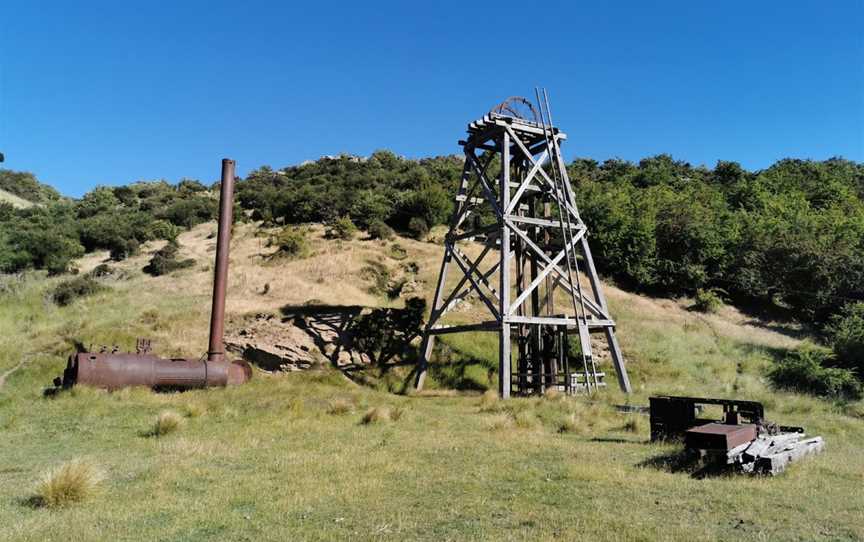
[57,158,252,391]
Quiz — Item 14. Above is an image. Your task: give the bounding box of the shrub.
[693,288,724,313]
[325,216,358,240]
[33,460,102,508]
[152,411,184,436]
[359,260,391,296]
[388,243,408,260]
[51,276,106,306]
[407,217,429,240]
[366,220,395,240]
[768,345,861,399]
[108,237,140,261]
[825,302,864,378]
[143,242,195,276]
[269,226,311,259]
[349,297,426,366]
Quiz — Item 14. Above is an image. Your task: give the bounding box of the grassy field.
[0,223,862,541]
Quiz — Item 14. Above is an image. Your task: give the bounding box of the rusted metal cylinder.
[63,352,251,391]
[208,158,235,363]
[52,158,253,393]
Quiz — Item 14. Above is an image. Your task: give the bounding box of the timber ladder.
[415,91,632,398]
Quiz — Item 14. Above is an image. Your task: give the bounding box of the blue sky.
[1,1,862,197]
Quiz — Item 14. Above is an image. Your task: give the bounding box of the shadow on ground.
[638,449,739,479]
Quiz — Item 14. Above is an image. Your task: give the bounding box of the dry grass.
[326,397,354,416]
[478,389,500,412]
[485,413,514,431]
[182,402,207,418]
[152,410,184,437]
[361,406,392,424]
[557,413,581,434]
[513,410,537,429]
[619,415,644,433]
[2,220,861,540]
[33,460,102,508]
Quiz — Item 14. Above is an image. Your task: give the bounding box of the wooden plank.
[506,315,615,328]
[429,322,500,334]
[499,130,512,399]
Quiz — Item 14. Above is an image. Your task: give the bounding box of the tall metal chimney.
[207,158,235,363]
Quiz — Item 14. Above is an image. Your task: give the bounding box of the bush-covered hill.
[0,169,61,205]
[1,152,862,393]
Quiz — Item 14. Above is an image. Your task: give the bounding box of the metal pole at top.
[207,158,235,363]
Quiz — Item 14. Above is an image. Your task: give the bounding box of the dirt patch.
[225,308,373,372]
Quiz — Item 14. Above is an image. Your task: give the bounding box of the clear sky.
[1,1,862,197]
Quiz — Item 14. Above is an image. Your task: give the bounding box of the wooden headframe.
[415,111,632,397]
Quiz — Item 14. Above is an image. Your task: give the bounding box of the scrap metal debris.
[650,395,825,476]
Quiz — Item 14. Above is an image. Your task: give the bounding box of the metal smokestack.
[54,158,251,392]
[207,158,235,363]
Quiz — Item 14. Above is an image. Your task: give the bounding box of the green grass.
[0,246,863,541]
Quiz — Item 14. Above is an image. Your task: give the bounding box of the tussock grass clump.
[513,410,537,429]
[152,410,185,436]
[485,413,514,431]
[33,460,102,508]
[478,390,500,412]
[388,243,408,260]
[361,406,392,424]
[619,415,644,433]
[543,388,563,401]
[326,398,354,416]
[557,413,581,434]
[182,402,207,418]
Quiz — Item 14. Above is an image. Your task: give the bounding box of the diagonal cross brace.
[505,218,609,320]
[508,226,585,315]
[505,126,581,220]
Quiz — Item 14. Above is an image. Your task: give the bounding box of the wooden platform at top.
[465,113,568,141]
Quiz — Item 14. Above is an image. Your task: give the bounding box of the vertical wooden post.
[499,131,511,398]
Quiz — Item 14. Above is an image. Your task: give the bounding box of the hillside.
[0,187,34,208]
[0,222,861,541]
[0,169,61,206]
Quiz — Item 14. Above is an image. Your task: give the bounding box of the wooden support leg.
[605,327,632,393]
[500,323,511,399]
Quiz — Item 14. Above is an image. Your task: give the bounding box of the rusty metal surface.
[63,352,250,390]
[649,396,765,441]
[52,158,251,393]
[208,158,235,363]
[685,423,758,451]
[490,96,539,123]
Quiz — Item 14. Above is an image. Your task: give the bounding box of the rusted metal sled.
[650,396,825,476]
[52,159,251,392]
